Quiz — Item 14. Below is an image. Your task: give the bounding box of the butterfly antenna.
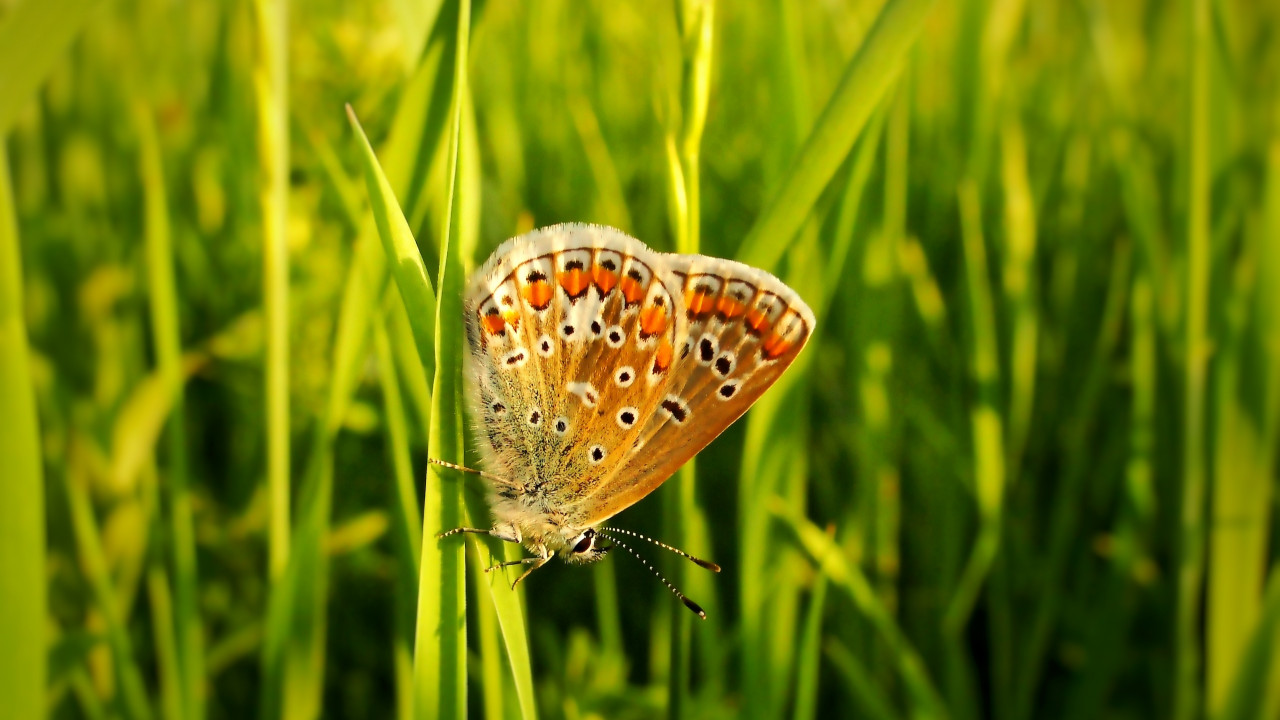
[601,527,721,572]
[428,458,518,488]
[598,531,708,620]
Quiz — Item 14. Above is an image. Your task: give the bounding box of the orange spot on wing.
[621,276,645,304]
[639,305,668,336]
[746,308,773,336]
[557,268,590,297]
[653,338,673,373]
[592,266,618,295]
[761,333,792,359]
[716,296,746,319]
[522,280,553,309]
[481,313,506,335]
[501,309,521,332]
[685,289,713,317]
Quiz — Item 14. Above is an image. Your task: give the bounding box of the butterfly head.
[561,527,612,565]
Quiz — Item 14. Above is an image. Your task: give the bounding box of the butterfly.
[437,223,814,617]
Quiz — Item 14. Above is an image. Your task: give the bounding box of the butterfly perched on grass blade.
[437,224,814,617]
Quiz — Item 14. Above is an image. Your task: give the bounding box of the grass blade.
[775,500,946,719]
[1176,1,1212,718]
[0,132,47,720]
[943,181,1005,636]
[250,0,292,594]
[1215,569,1280,720]
[737,0,936,269]
[137,103,204,720]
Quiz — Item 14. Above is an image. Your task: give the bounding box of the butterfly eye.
[573,531,594,554]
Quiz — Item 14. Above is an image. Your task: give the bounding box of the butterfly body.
[456,224,814,582]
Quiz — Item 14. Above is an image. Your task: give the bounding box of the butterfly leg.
[484,556,543,573]
[510,551,550,590]
[437,521,522,544]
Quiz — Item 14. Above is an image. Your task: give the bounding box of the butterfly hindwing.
[569,252,815,527]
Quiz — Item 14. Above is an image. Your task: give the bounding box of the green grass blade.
[737,0,936,269]
[137,103,204,720]
[420,1,471,713]
[793,573,829,720]
[0,134,47,720]
[776,500,947,719]
[1176,1,1212,718]
[373,317,423,720]
[0,0,99,135]
[348,107,439,358]
[943,181,1006,636]
[825,639,900,720]
[348,103,462,720]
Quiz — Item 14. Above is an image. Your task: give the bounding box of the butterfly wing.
[464,224,686,529]
[568,252,815,528]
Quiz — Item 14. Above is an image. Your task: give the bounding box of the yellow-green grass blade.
[665,2,718,714]
[259,18,459,716]
[0,0,100,136]
[1205,266,1272,713]
[998,119,1038,485]
[737,0,936,270]
[1261,139,1280,719]
[0,136,47,720]
[1209,135,1280,717]
[258,203,384,720]
[250,0,292,592]
[65,468,153,720]
[417,2,485,712]
[146,566,183,720]
[1215,568,1280,720]
[1177,1,1212,718]
[137,103,204,720]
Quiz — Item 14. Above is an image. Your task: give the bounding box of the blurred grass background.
[2,0,1280,718]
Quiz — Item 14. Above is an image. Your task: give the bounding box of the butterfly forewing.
[464,225,686,522]
[570,252,815,527]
